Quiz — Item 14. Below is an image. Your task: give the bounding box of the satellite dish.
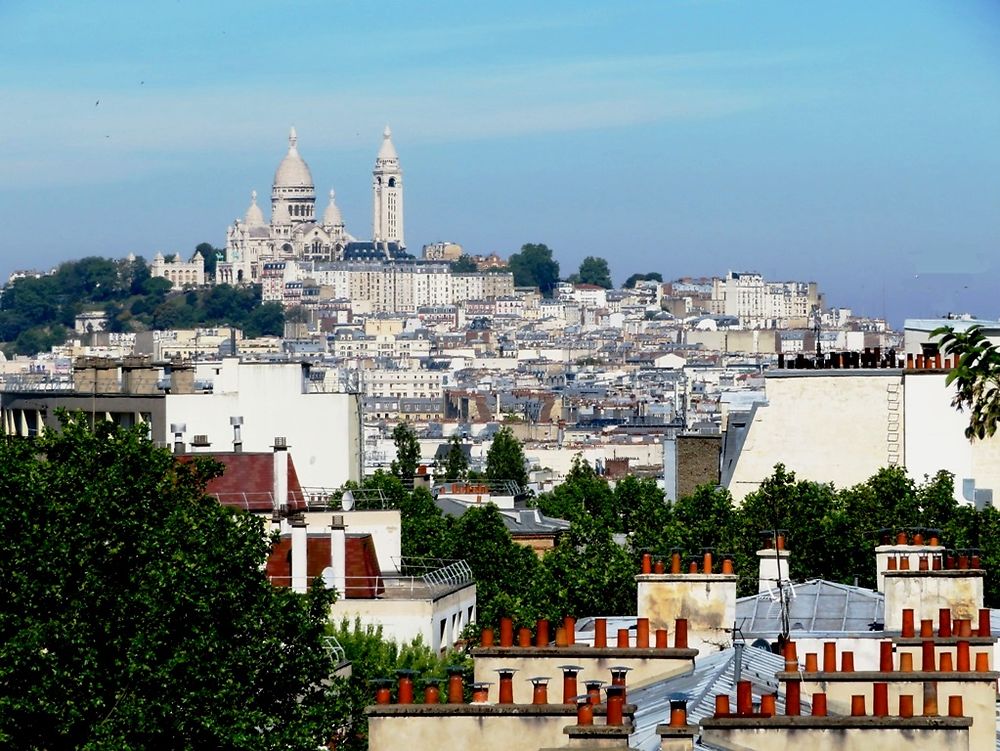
[342,490,355,511]
[320,567,336,589]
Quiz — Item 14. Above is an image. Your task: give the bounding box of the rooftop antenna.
[732,619,747,684]
[813,304,822,359]
[772,525,791,645]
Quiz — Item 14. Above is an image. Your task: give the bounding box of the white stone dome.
[273,127,314,189]
[244,190,265,226]
[323,189,343,226]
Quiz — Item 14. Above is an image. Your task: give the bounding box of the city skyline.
[2,0,999,325]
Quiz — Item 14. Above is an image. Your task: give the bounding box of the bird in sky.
[95,99,100,106]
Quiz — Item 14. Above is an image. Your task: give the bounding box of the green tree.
[329,619,472,751]
[934,324,1000,439]
[195,242,220,278]
[623,272,663,288]
[0,415,344,750]
[390,422,421,481]
[243,301,285,337]
[442,435,469,480]
[534,455,615,527]
[576,256,613,289]
[537,514,637,619]
[450,255,478,273]
[446,504,540,627]
[399,487,452,559]
[484,426,528,488]
[508,243,560,296]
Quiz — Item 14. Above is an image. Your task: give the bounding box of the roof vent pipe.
[170,423,186,455]
[230,416,243,453]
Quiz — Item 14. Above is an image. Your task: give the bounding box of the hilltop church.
[216,126,407,285]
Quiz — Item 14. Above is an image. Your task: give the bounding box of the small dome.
[273,126,314,189]
[377,124,398,162]
[323,189,343,226]
[244,190,265,226]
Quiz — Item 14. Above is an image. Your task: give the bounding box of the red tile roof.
[180,452,306,512]
[266,533,384,598]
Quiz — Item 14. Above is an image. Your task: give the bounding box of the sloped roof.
[735,579,884,636]
[185,451,306,512]
[630,645,799,751]
[434,497,570,536]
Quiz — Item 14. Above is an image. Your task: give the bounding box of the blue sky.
[2,0,999,324]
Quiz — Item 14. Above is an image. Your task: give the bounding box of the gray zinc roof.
[629,644,801,751]
[735,579,884,636]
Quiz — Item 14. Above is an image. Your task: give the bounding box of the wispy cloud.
[0,46,817,187]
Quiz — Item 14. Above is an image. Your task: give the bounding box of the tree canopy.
[935,324,1000,439]
[0,254,284,354]
[0,416,344,750]
[484,427,528,488]
[390,422,421,480]
[194,242,222,277]
[508,243,560,296]
[623,272,663,288]
[576,256,613,289]
[441,435,469,480]
[449,255,478,273]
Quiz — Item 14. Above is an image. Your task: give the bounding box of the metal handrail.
[299,486,396,511]
[268,564,472,595]
[209,490,308,510]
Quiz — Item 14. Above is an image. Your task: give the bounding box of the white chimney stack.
[757,532,791,594]
[290,515,308,594]
[331,514,347,599]
[272,436,289,511]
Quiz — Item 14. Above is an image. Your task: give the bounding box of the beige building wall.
[787,673,996,751]
[726,373,902,502]
[368,707,579,751]
[636,574,736,656]
[882,571,984,631]
[701,719,970,751]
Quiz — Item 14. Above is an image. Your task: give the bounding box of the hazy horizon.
[2,0,998,326]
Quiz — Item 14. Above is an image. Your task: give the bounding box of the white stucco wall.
[331,584,476,652]
[168,360,361,488]
[727,372,902,502]
[904,372,1000,504]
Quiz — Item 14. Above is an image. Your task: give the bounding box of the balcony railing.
[269,557,473,598]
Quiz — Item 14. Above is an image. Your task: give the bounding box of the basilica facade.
[216,126,405,285]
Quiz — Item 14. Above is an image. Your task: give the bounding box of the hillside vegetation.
[0,253,283,356]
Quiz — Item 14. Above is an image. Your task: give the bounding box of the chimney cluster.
[899,607,992,642]
[639,549,735,576]
[484,616,690,650]
[713,680,966,719]
[906,353,955,370]
[886,549,982,571]
[776,347,901,370]
[373,664,635,717]
[879,527,941,547]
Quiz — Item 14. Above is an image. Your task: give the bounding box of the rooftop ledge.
[702,715,972,730]
[366,703,635,718]
[776,670,999,682]
[882,570,985,578]
[635,574,739,583]
[472,646,698,659]
[892,635,996,646]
